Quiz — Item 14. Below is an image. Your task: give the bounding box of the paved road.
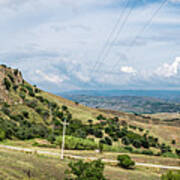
[0,144,180,170]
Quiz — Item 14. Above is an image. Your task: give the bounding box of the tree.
[99,141,104,153]
[4,78,11,90]
[105,136,112,146]
[96,114,106,120]
[175,149,180,156]
[122,136,131,145]
[133,139,141,148]
[62,105,68,111]
[0,129,5,141]
[161,171,180,180]
[117,155,135,169]
[172,139,176,145]
[65,159,107,180]
[88,119,93,126]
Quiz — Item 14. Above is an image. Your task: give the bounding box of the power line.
[110,0,168,72]
[95,1,136,74]
[92,0,136,75]
[91,0,130,73]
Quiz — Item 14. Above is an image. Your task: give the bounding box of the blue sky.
[0,0,180,92]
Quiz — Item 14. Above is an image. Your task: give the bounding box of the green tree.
[4,77,11,90]
[161,171,180,180]
[117,155,135,169]
[65,159,106,180]
[99,141,104,153]
[0,129,6,141]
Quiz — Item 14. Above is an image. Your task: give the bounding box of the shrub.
[162,152,178,158]
[14,69,19,76]
[124,146,133,152]
[0,129,6,141]
[62,105,68,111]
[65,159,106,180]
[141,150,153,155]
[25,99,38,108]
[117,154,135,169]
[172,139,176,145]
[133,139,141,148]
[4,78,11,90]
[23,84,34,96]
[122,136,131,145]
[161,171,180,180]
[104,136,112,146]
[129,125,137,130]
[22,111,29,118]
[13,85,18,91]
[1,106,11,116]
[160,143,172,154]
[94,129,103,138]
[176,149,180,156]
[7,74,14,83]
[75,101,79,105]
[97,114,106,120]
[99,141,104,153]
[138,127,144,132]
[55,136,97,150]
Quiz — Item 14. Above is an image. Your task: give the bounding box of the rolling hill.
[0,64,180,157]
[61,94,180,114]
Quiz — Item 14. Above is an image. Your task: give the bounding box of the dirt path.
[0,144,180,170]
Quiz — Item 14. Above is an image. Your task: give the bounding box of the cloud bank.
[0,0,180,91]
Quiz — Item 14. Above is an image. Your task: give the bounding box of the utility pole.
[61,118,69,160]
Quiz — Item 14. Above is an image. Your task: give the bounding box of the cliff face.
[0,65,23,104]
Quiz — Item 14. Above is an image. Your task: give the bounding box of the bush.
[62,105,68,111]
[4,78,11,90]
[14,69,19,76]
[7,74,14,83]
[0,129,6,141]
[117,154,135,169]
[65,159,106,180]
[23,84,34,96]
[55,136,97,150]
[22,111,29,118]
[176,149,180,156]
[25,99,38,108]
[133,139,141,148]
[104,136,112,146]
[94,129,103,138]
[124,146,133,152]
[160,143,172,154]
[129,125,137,130]
[96,114,106,120]
[138,127,144,132]
[162,152,178,158]
[122,136,131,145]
[172,139,176,145]
[161,171,180,180]
[141,150,153,155]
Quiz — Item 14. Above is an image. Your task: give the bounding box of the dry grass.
[0,148,162,180]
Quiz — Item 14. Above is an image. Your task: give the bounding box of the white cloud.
[0,0,180,91]
[121,66,137,74]
[35,70,68,84]
[156,57,180,77]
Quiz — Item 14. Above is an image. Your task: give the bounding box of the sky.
[0,0,180,92]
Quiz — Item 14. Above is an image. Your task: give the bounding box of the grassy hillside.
[0,64,180,158]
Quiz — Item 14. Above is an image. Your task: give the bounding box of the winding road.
[0,144,180,170]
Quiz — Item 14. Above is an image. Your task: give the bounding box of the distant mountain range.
[59,90,180,114]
